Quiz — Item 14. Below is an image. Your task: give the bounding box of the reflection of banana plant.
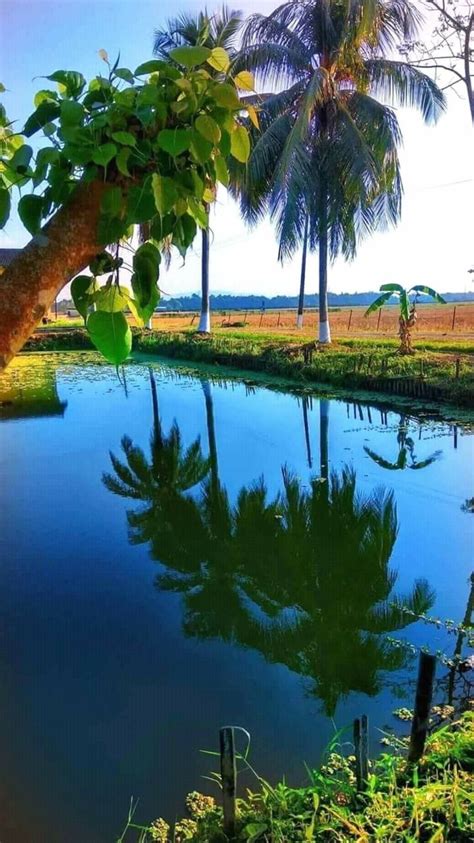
[103,381,435,714]
[364,415,442,471]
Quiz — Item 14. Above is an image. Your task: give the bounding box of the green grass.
[132,330,474,408]
[118,712,474,841]
[22,328,474,408]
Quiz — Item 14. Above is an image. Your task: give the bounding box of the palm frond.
[366,59,446,124]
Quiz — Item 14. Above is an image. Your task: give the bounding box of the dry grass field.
[136,302,474,343]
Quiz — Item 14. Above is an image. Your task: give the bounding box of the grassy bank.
[119,712,474,841]
[23,328,474,408]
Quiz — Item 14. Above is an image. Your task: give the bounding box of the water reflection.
[103,373,435,715]
[363,413,442,471]
[0,356,67,419]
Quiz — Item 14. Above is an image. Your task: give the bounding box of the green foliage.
[0,50,254,363]
[366,284,447,318]
[87,310,132,365]
[120,713,474,841]
[132,331,474,408]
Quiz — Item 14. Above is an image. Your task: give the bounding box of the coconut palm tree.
[153,7,243,334]
[236,0,445,344]
[365,282,446,353]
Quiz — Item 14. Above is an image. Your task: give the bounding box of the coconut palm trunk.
[318,178,331,344]
[296,215,309,329]
[197,223,211,333]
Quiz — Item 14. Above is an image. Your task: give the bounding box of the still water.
[0,353,472,843]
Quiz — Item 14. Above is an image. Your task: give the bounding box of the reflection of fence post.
[347,309,353,331]
[452,306,457,331]
[408,652,436,763]
[353,715,369,791]
[220,727,237,839]
[455,358,460,379]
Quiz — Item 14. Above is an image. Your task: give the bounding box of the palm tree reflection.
[103,375,435,714]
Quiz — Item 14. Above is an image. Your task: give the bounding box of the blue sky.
[1,0,473,297]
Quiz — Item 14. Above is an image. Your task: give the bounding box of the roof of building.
[0,248,22,267]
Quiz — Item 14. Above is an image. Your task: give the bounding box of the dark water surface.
[0,353,472,843]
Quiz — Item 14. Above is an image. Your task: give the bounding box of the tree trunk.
[197,221,211,333]
[465,14,474,124]
[296,215,309,329]
[0,181,106,369]
[318,186,331,344]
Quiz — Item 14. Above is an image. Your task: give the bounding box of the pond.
[0,352,472,843]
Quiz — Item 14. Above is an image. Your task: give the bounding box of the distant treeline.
[161,291,474,311]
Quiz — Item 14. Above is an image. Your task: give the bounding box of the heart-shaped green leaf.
[87,310,132,365]
[92,143,117,168]
[157,128,192,156]
[71,274,96,320]
[152,173,178,215]
[18,194,43,235]
[195,115,221,144]
[93,285,131,313]
[230,125,250,163]
[169,46,211,68]
[0,188,11,227]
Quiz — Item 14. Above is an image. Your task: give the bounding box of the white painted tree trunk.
[197,309,210,332]
[296,313,304,329]
[319,320,331,344]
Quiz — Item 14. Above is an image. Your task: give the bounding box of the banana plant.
[365,283,446,354]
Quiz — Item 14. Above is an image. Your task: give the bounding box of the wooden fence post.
[452,306,457,331]
[353,715,369,791]
[259,311,264,327]
[220,727,237,838]
[244,310,248,325]
[408,652,436,763]
[277,311,281,327]
[377,309,382,331]
[347,309,353,331]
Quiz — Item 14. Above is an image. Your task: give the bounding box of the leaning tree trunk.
[318,186,331,344]
[0,180,106,369]
[197,218,211,334]
[296,215,309,329]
